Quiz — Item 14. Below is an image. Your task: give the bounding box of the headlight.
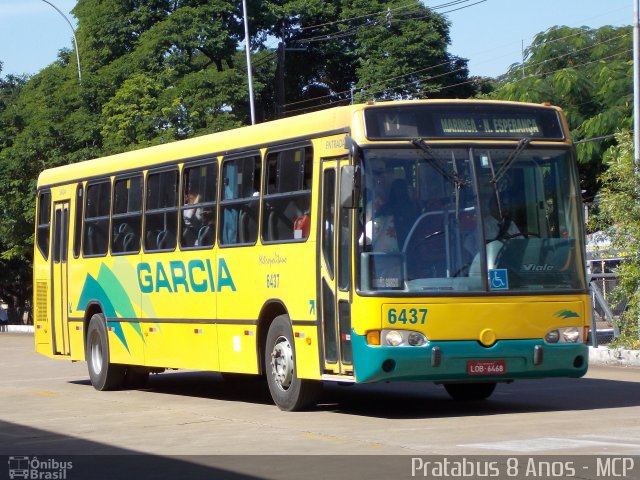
[545,330,560,343]
[545,327,582,344]
[408,331,427,346]
[385,330,403,346]
[561,327,581,343]
[381,329,428,347]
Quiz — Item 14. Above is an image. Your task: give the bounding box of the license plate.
[467,360,506,375]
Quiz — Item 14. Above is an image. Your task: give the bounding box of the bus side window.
[219,155,260,246]
[261,146,312,243]
[180,160,218,249]
[83,181,111,257]
[111,175,142,254]
[144,169,178,252]
[36,190,52,260]
[73,184,83,258]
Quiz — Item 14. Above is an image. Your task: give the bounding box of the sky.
[0,0,633,80]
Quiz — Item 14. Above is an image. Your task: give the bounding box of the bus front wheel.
[86,313,126,391]
[265,315,321,411]
[444,382,496,401]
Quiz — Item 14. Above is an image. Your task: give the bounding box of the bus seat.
[267,210,277,241]
[157,230,175,250]
[112,222,133,252]
[122,232,138,252]
[145,230,157,250]
[238,210,249,243]
[197,225,214,246]
[86,225,96,255]
[182,226,197,247]
[282,201,301,238]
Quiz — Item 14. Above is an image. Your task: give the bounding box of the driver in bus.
[462,196,520,260]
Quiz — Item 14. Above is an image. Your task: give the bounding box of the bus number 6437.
[387,308,428,325]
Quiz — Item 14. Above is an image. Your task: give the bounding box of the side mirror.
[340,165,361,209]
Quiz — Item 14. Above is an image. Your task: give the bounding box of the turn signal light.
[366,330,381,345]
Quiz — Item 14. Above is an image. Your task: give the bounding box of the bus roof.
[36,99,565,188]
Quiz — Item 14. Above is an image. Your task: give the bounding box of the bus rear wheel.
[265,315,321,411]
[86,313,126,391]
[444,382,496,401]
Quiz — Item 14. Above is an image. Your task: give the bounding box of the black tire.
[444,382,496,401]
[85,313,126,391]
[123,366,150,389]
[265,314,322,411]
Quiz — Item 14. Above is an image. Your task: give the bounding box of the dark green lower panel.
[351,333,588,383]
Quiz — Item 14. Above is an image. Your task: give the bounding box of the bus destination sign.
[364,104,565,141]
[439,115,541,135]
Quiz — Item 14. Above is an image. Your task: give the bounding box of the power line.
[575,134,618,145]
[285,47,633,116]
[298,0,473,32]
[282,57,466,109]
[298,1,419,32]
[521,31,631,73]
[294,0,487,45]
[285,26,630,111]
[520,49,632,82]
[444,7,630,77]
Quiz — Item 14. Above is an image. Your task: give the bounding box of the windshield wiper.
[411,138,466,188]
[491,137,531,185]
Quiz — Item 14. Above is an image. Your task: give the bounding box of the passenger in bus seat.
[183,191,203,228]
[376,179,419,249]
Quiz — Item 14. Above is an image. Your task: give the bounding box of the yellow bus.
[34,100,590,410]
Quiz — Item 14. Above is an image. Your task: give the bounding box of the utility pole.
[276,38,286,118]
[242,0,256,125]
[41,0,81,84]
[634,0,640,184]
[634,0,640,338]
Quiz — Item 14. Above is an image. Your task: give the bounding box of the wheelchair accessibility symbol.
[489,269,509,290]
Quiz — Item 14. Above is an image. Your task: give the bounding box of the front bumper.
[351,332,588,383]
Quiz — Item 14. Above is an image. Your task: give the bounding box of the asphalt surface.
[1,332,639,479]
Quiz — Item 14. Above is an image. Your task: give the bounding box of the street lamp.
[40,0,81,84]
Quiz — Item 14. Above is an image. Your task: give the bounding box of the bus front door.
[51,201,70,356]
[319,159,353,377]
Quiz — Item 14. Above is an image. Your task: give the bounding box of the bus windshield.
[357,146,586,294]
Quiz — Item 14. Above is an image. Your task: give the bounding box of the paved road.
[1,332,639,478]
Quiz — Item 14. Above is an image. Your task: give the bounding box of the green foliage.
[489,25,633,203]
[592,131,640,349]
[101,74,164,151]
[0,0,473,305]
[253,0,473,113]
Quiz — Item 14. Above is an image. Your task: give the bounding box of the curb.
[588,346,640,367]
[5,325,34,334]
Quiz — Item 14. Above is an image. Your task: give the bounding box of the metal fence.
[588,256,626,347]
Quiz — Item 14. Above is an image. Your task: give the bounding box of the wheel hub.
[90,335,103,375]
[270,336,294,390]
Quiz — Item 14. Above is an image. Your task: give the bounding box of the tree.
[0,0,472,306]
[592,131,640,349]
[488,25,633,202]
[253,0,474,115]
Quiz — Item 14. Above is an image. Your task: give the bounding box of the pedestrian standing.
[0,305,8,332]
